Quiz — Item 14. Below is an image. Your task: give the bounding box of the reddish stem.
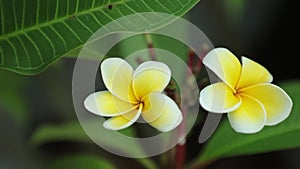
[174,49,196,169]
[195,58,202,74]
[175,101,188,169]
[145,33,157,61]
[175,142,187,169]
[188,49,195,74]
[195,44,209,73]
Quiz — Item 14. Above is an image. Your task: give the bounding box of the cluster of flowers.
[85,48,292,134]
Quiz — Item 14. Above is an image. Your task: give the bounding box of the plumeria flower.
[84,58,183,132]
[199,48,292,133]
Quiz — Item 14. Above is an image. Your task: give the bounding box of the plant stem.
[174,48,197,169]
[195,44,209,73]
[144,33,157,61]
[175,102,188,169]
[175,142,186,169]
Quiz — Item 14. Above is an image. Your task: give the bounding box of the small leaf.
[30,121,89,145]
[189,80,300,167]
[0,0,200,74]
[30,120,158,169]
[47,154,116,169]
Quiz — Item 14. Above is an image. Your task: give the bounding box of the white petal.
[236,57,273,89]
[132,61,171,100]
[203,48,241,90]
[142,92,183,132]
[199,82,242,113]
[103,108,141,130]
[240,83,292,125]
[84,91,137,117]
[228,94,266,133]
[101,58,137,103]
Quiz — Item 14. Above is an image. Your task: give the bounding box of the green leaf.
[30,121,89,145]
[189,80,300,167]
[30,120,158,169]
[0,0,200,74]
[47,154,116,169]
[0,69,30,127]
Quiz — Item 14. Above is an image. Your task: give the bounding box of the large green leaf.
[0,0,200,74]
[188,80,300,168]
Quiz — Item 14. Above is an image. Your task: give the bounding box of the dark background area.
[192,0,300,81]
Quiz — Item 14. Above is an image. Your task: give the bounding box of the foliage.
[48,154,116,169]
[0,0,200,74]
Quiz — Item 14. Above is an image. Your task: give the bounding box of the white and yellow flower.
[84,58,182,132]
[199,48,292,133]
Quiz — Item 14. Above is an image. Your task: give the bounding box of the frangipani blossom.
[199,48,292,133]
[84,58,183,132]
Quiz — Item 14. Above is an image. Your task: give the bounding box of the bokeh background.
[1,0,299,168]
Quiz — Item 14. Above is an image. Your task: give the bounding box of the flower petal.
[142,92,182,132]
[199,82,242,113]
[240,83,292,125]
[101,58,137,103]
[228,94,266,133]
[103,109,141,130]
[84,91,137,117]
[236,57,273,89]
[203,48,241,90]
[132,61,171,100]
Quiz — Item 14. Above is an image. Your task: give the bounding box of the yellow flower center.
[133,101,144,111]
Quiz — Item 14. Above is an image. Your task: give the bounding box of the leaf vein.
[16,36,32,67]
[49,25,67,50]
[152,0,172,13]
[62,22,83,42]
[6,38,19,66]
[91,0,96,8]
[66,0,70,15]
[54,0,59,19]
[38,28,56,55]
[122,3,152,25]
[12,0,18,31]
[75,0,79,14]
[99,10,126,30]
[139,1,155,12]
[0,0,5,34]
[113,6,135,26]
[89,13,110,32]
[36,0,40,25]
[24,33,43,64]
[76,17,94,34]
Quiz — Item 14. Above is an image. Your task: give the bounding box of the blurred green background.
[1,0,300,169]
